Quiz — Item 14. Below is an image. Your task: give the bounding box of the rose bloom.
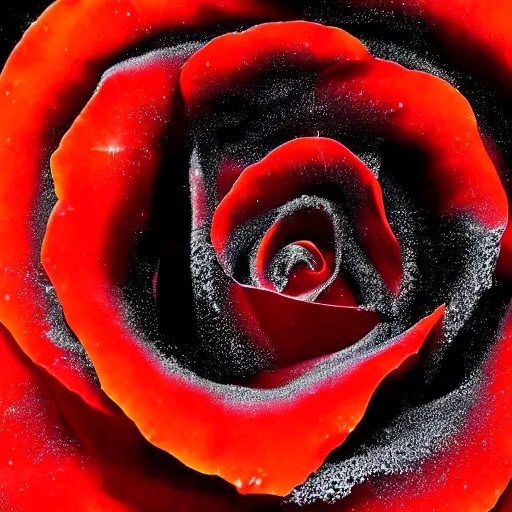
[0,0,511,510]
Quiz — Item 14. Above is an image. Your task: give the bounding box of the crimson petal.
[232,283,378,369]
[284,302,512,512]
[0,323,259,511]
[317,58,508,230]
[212,137,403,294]
[180,20,370,120]
[0,0,286,414]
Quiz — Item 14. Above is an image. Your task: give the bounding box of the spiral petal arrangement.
[0,1,511,510]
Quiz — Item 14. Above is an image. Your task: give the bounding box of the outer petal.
[180,20,370,119]
[491,482,512,512]
[0,323,122,511]
[316,59,508,230]
[0,322,266,511]
[343,0,512,87]
[282,302,512,512]
[43,48,188,299]
[0,0,286,412]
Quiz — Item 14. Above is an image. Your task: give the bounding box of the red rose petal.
[241,355,332,390]
[0,0,286,413]
[180,20,371,119]
[287,302,512,512]
[317,58,508,230]
[253,209,357,306]
[43,127,451,496]
[491,482,512,512]
[253,213,334,294]
[44,49,186,289]
[317,272,359,307]
[232,283,377,368]
[0,323,124,510]
[0,322,262,512]
[279,242,356,304]
[345,0,512,89]
[274,241,335,298]
[212,137,403,294]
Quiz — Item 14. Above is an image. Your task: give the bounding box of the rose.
[0,0,511,510]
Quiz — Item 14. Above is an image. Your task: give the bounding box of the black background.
[1,1,53,68]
